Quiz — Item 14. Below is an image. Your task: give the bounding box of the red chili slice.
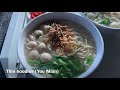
[30,12,44,19]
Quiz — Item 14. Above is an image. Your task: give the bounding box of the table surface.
[88,31,120,78]
[0,12,13,78]
[1,12,120,78]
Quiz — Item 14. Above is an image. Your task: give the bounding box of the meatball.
[27,41,37,49]
[44,25,51,33]
[29,35,35,41]
[37,43,46,52]
[29,50,39,60]
[44,25,51,31]
[40,53,52,63]
[34,30,43,38]
[43,37,49,44]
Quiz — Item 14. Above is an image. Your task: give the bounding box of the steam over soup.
[24,20,96,78]
[84,12,120,28]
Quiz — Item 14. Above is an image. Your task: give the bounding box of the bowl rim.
[81,12,120,30]
[18,12,104,78]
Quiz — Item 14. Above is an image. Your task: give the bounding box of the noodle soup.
[84,12,120,28]
[24,20,96,78]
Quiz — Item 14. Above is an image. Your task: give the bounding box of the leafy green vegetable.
[85,55,94,65]
[100,17,111,25]
[27,60,41,66]
[28,55,86,78]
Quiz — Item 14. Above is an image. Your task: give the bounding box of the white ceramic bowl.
[80,12,120,33]
[18,12,104,78]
